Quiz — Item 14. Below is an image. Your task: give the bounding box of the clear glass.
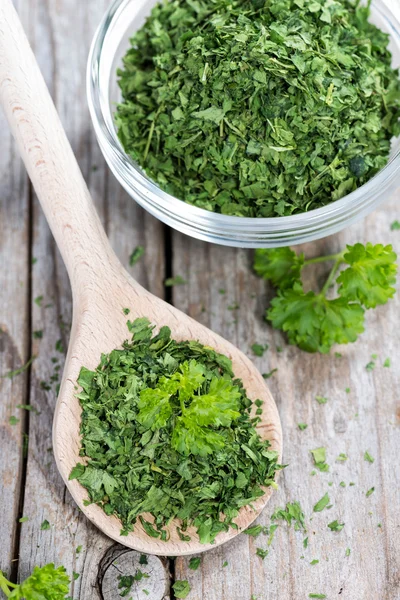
[87,0,400,248]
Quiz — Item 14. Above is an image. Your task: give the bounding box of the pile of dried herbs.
[115,0,400,217]
[70,318,279,543]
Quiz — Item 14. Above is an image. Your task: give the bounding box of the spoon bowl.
[0,0,282,555]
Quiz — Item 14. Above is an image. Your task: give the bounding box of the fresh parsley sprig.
[254,243,397,353]
[0,564,70,600]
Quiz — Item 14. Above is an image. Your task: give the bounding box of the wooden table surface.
[1,1,400,599]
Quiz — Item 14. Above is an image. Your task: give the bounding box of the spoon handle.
[0,0,119,290]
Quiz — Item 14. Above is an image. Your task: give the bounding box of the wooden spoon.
[0,0,282,556]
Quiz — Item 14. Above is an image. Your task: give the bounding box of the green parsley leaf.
[310,559,319,566]
[165,276,187,286]
[73,572,80,581]
[40,519,51,530]
[75,545,82,555]
[337,243,397,308]
[254,249,304,289]
[298,423,308,431]
[222,560,228,567]
[19,516,29,523]
[256,547,268,559]
[0,563,70,600]
[129,245,145,267]
[172,580,191,599]
[268,284,365,354]
[313,493,330,513]
[139,554,148,566]
[328,520,345,532]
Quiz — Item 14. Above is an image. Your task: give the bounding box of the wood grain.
[0,0,399,597]
[173,197,400,599]
[0,0,30,568]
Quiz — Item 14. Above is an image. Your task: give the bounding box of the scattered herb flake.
[345,388,351,394]
[172,580,191,599]
[72,572,79,581]
[364,451,375,464]
[251,343,268,357]
[40,520,51,530]
[309,595,326,599]
[55,339,64,353]
[391,220,400,231]
[366,487,375,498]
[336,453,348,462]
[139,554,148,566]
[383,358,391,367]
[262,369,278,379]
[19,516,29,523]
[303,537,308,549]
[366,360,376,372]
[345,548,351,557]
[222,561,228,567]
[310,447,329,472]
[256,547,268,560]
[129,245,145,267]
[123,308,130,315]
[271,501,306,532]
[165,275,187,287]
[316,396,328,405]
[75,545,82,555]
[244,525,268,538]
[298,423,308,431]
[310,559,319,566]
[34,295,43,307]
[33,330,43,339]
[9,416,19,426]
[328,520,345,532]
[1,356,36,379]
[313,493,330,513]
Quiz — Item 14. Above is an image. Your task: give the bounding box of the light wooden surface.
[0,0,281,556]
[0,0,399,598]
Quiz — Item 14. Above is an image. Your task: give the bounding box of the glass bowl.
[87,0,400,248]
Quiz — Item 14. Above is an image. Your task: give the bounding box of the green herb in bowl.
[115,0,400,217]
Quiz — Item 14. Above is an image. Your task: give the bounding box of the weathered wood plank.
[0,0,30,570]
[13,1,167,598]
[173,192,400,599]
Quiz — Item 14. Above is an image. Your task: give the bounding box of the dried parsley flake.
[70,318,280,543]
